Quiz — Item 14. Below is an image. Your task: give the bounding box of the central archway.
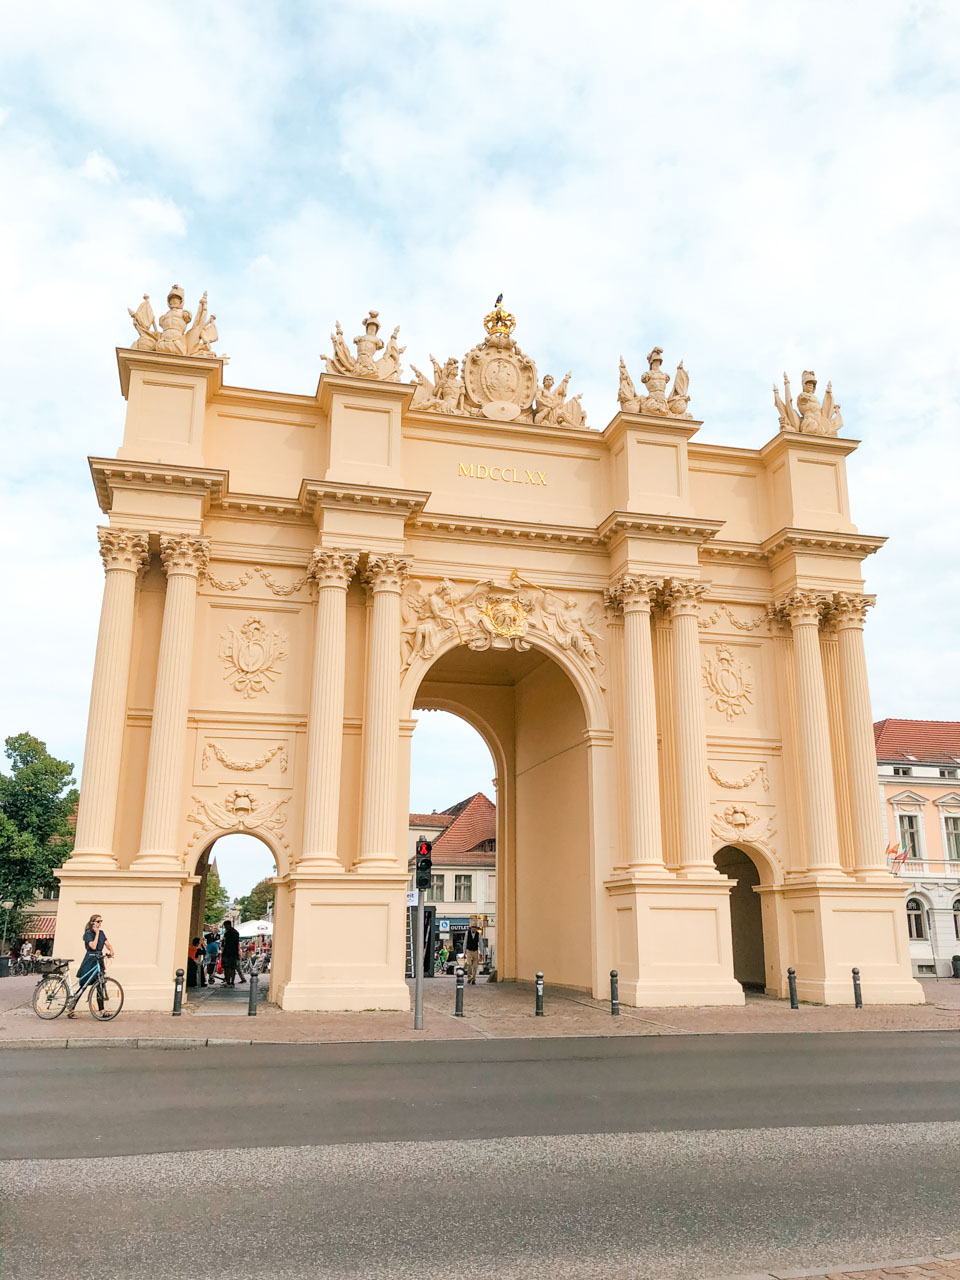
[408,640,595,992]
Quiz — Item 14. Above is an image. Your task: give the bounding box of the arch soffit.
[712,840,783,888]
[400,630,609,734]
[187,827,289,880]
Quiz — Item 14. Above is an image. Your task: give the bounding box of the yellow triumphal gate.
[55,292,922,1009]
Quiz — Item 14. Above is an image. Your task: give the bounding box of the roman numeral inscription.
[457,462,547,486]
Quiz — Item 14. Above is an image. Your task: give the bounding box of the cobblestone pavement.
[728,1257,960,1278]
[1,974,957,1047]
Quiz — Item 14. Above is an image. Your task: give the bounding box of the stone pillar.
[300,548,359,870]
[781,591,843,872]
[71,528,149,868]
[135,533,210,869]
[668,581,715,875]
[607,575,668,873]
[653,606,680,868]
[833,593,887,874]
[357,554,410,867]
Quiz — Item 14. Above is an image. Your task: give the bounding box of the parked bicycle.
[13,955,42,977]
[31,957,124,1021]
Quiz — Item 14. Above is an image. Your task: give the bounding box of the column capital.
[309,547,359,590]
[829,591,875,630]
[774,589,828,628]
[159,533,210,579]
[605,574,663,615]
[97,527,149,575]
[363,553,411,595]
[664,579,707,619]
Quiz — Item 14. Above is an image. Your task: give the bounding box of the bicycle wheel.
[88,977,123,1021]
[32,976,69,1019]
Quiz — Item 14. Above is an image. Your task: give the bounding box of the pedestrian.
[464,923,481,984]
[205,931,220,984]
[221,919,241,986]
[68,913,114,1017]
[186,937,205,988]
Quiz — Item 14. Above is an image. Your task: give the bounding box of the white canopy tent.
[236,919,273,938]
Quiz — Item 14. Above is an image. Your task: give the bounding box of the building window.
[454,874,472,902]
[945,817,960,862]
[953,900,960,940]
[487,873,497,901]
[907,898,927,940]
[428,874,444,903]
[899,813,921,858]
[917,964,936,975]
[893,766,913,776]
[940,768,959,779]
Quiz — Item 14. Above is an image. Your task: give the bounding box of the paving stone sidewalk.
[721,1255,960,1278]
[1,976,959,1048]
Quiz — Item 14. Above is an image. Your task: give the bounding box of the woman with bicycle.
[68,914,114,1018]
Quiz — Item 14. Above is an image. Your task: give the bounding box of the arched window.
[953,899,960,941]
[906,898,927,940]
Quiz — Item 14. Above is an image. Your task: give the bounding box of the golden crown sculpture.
[483,298,516,337]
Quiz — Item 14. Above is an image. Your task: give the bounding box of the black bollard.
[787,966,799,1009]
[610,969,620,1017]
[248,971,259,1016]
[454,966,464,1017]
[172,967,184,1016]
[852,966,863,1009]
[535,971,544,1017]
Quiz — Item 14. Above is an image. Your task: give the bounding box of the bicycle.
[31,957,124,1021]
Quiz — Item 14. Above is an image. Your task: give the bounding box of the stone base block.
[275,981,410,1012]
[604,873,745,1008]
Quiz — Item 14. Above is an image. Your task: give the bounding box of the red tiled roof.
[874,719,960,764]
[431,792,496,858]
[408,812,455,829]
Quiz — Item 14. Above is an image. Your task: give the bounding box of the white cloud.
[1,0,959,794]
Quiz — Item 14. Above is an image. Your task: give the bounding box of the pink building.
[876,719,960,976]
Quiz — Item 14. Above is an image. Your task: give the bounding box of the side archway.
[714,844,774,992]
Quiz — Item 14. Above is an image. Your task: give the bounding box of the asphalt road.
[2,1033,960,1279]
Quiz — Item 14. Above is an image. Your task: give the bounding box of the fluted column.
[357,554,410,867]
[833,592,886,873]
[135,533,210,868]
[71,528,150,867]
[300,548,359,870]
[607,575,668,873]
[780,591,843,872]
[668,581,714,874]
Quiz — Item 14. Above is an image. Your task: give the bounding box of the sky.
[1,1,959,894]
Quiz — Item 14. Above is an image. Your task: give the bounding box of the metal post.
[248,971,258,1016]
[852,966,863,1009]
[535,971,544,1016]
[610,969,620,1016]
[455,966,464,1017]
[172,967,184,1016]
[413,887,425,1031]
[1,903,11,956]
[787,966,799,1009]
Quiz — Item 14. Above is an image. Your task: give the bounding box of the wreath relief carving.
[702,645,753,721]
[219,615,287,698]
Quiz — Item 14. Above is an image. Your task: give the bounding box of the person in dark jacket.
[220,920,241,986]
[464,924,482,984]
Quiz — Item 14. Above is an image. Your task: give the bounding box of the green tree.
[0,733,78,908]
[235,877,275,923]
[203,863,230,926]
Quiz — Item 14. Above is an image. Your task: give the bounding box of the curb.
[712,1251,960,1278]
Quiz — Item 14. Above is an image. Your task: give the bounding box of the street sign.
[406,891,417,907]
[439,919,449,930]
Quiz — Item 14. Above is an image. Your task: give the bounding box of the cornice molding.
[299,479,430,521]
[409,513,605,548]
[763,527,887,561]
[90,457,228,515]
[597,511,724,548]
[116,348,224,400]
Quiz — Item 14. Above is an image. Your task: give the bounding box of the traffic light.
[415,839,433,891]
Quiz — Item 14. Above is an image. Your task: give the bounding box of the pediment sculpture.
[618,348,691,418]
[186,788,291,852]
[711,803,776,849]
[401,569,605,683]
[773,370,842,436]
[127,284,223,359]
[410,356,468,415]
[322,310,405,381]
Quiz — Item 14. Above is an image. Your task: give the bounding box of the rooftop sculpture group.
[127,285,222,359]
[122,289,846,436]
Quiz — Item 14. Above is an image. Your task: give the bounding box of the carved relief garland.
[206,565,311,596]
[702,645,754,721]
[219,615,287,698]
[708,763,770,792]
[201,743,288,773]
